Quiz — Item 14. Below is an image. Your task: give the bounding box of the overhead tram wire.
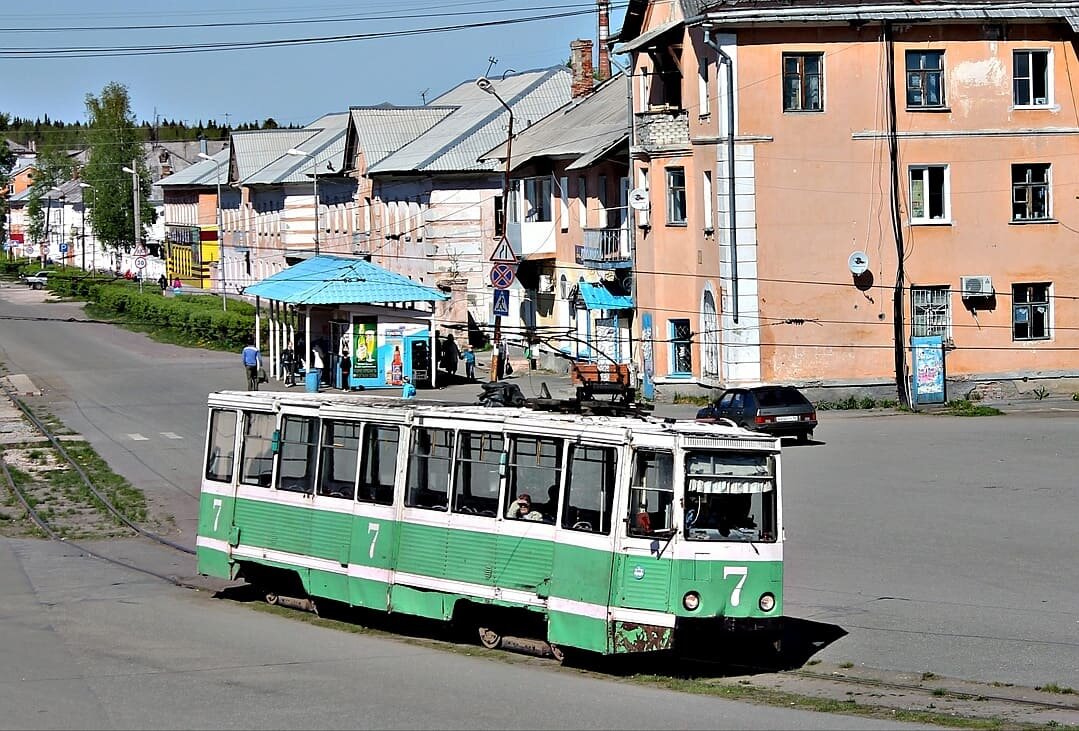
[0,6,623,59]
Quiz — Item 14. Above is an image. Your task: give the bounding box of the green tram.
[196,390,784,658]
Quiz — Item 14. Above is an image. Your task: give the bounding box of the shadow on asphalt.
[216,584,847,678]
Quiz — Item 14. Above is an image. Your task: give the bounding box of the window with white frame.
[669,319,692,374]
[911,286,951,338]
[698,55,710,116]
[908,165,950,223]
[1012,282,1051,340]
[597,175,608,228]
[906,50,945,108]
[1014,49,1051,107]
[523,176,552,222]
[636,168,649,227]
[559,176,569,231]
[782,52,823,112]
[666,167,687,225]
[702,170,714,231]
[577,176,587,228]
[1012,163,1051,221]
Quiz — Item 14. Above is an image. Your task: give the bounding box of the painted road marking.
[160,432,183,440]
[127,433,149,441]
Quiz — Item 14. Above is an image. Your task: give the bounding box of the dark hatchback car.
[696,386,817,442]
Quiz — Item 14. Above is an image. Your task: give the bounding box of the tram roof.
[208,390,781,447]
[243,255,449,305]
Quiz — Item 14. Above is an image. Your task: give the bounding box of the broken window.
[1012,164,1050,221]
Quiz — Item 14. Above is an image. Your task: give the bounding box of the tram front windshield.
[683,451,777,543]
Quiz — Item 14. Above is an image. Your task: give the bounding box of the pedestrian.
[242,340,262,391]
[441,334,460,377]
[401,376,417,400]
[158,274,168,293]
[339,347,351,390]
[281,347,296,387]
[461,345,476,381]
[310,346,325,389]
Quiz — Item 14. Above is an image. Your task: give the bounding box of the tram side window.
[358,425,398,505]
[505,435,562,524]
[205,409,237,482]
[405,427,453,511]
[317,420,360,500]
[240,412,276,487]
[563,445,616,534]
[628,450,675,536]
[277,415,318,494]
[453,431,503,517]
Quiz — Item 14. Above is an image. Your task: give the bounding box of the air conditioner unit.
[960,275,993,299]
[538,274,555,293]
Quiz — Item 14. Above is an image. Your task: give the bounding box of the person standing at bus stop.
[242,341,262,391]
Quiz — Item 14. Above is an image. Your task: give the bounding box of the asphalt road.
[0,282,1076,698]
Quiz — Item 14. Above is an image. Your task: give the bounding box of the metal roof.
[229,129,318,183]
[243,254,448,305]
[579,282,633,310]
[368,67,571,175]
[349,106,456,168]
[691,1,1079,26]
[244,112,350,185]
[614,18,686,54]
[484,74,629,172]
[157,148,230,187]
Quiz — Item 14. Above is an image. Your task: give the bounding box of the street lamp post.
[78,182,92,272]
[476,76,514,382]
[198,151,227,311]
[285,148,320,257]
[121,163,143,293]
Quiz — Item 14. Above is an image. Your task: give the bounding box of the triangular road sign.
[489,237,518,263]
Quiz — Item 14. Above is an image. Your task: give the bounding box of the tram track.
[0,380,195,559]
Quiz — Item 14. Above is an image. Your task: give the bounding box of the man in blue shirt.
[242,341,262,391]
[401,376,417,400]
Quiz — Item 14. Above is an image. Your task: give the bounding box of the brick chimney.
[570,39,595,98]
[597,0,612,81]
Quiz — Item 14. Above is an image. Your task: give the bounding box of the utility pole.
[198,152,227,310]
[476,76,514,382]
[79,183,92,272]
[122,161,143,292]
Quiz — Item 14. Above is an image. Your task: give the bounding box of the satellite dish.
[848,250,869,276]
[629,188,650,211]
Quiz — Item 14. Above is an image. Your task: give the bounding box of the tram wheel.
[478,626,502,650]
[548,643,566,663]
[265,590,280,606]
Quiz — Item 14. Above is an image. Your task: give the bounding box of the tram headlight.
[682,591,700,611]
[758,592,776,613]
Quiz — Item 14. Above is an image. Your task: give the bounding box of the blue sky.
[1,0,626,128]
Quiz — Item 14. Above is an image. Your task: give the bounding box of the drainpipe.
[703,28,739,323]
[610,54,636,367]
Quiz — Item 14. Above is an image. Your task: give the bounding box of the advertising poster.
[352,317,378,379]
[911,335,945,404]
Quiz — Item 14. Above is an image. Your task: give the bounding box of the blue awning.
[579,282,632,310]
[244,255,448,305]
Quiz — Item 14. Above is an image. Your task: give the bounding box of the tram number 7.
[367,522,380,559]
[723,566,748,607]
[212,498,223,532]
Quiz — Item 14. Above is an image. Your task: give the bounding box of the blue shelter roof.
[579,282,632,310]
[244,255,448,306]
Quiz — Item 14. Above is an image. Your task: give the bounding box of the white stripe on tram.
[196,537,676,627]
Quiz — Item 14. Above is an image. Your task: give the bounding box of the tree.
[0,140,16,248]
[25,146,76,252]
[81,82,156,258]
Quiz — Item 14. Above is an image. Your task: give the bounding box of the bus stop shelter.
[245,255,448,389]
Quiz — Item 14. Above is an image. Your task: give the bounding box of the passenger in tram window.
[542,484,559,524]
[506,493,543,521]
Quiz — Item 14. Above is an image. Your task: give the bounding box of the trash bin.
[305,370,320,393]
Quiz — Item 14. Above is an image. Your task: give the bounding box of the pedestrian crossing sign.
[492,288,510,317]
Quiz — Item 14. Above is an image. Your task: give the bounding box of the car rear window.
[754,388,808,407]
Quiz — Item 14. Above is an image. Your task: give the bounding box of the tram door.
[495,434,559,595]
[549,443,619,654]
[307,417,356,603]
[613,449,675,615]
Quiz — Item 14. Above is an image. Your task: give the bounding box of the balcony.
[507,220,556,258]
[576,226,631,270]
[633,108,690,153]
